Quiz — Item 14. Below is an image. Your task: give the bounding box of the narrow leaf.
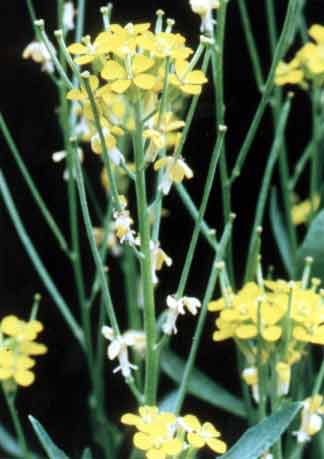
[270,189,294,277]
[0,423,22,457]
[29,416,69,459]
[220,402,301,459]
[159,390,179,413]
[161,349,246,418]
[81,447,93,459]
[297,209,324,279]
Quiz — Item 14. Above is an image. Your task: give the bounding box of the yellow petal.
[67,43,87,54]
[0,368,12,379]
[20,341,47,355]
[133,74,156,90]
[146,449,165,459]
[162,439,182,455]
[15,369,35,386]
[74,55,94,65]
[133,432,152,451]
[262,326,282,342]
[187,432,205,448]
[110,80,131,94]
[235,324,257,339]
[121,413,139,425]
[182,414,201,431]
[185,70,208,85]
[101,60,127,80]
[1,315,21,336]
[207,438,227,454]
[66,89,85,101]
[132,55,154,74]
[181,84,202,95]
[309,24,324,44]
[175,60,189,79]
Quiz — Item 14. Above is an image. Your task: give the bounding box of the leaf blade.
[220,402,301,459]
[29,415,69,459]
[161,349,246,418]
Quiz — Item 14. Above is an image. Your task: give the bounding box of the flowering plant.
[0,1,323,459]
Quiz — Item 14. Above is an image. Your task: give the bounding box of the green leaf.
[81,447,93,459]
[220,402,301,459]
[159,390,179,413]
[161,349,246,418]
[297,209,324,279]
[270,189,294,277]
[29,416,69,459]
[0,423,22,457]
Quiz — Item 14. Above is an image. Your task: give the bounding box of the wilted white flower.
[150,241,172,284]
[52,147,83,180]
[189,0,220,34]
[276,362,291,397]
[242,367,259,403]
[293,395,324,443]
[22,41,55,73]
[162,295,201,335]
[101,326,138,379]
[113,210,136,245]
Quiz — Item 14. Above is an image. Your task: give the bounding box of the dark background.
[0,0,323,457]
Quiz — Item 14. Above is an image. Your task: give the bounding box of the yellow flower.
[169,60,208,95]
[154,156,193,194]
[274,59,304,86]
[101,55,156,93]
[144,112,185,162]
[137,31,193,60]
[0,349,35,387]
[67,34,112,65]
[291,194,320,225]
[0,314,47,387]
[182,415,227,454]
[66,74,100,101]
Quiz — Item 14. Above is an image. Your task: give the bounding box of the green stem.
[175,184,218,251]
[244,97,292,282]
[176,127,226,298]
[230,0,300,182]
[174,215,235,414]
[73,141,120,335]
[75,0,87,42]
[0,114,70,255]
[289,142,312,190]
[238,0,264,90]
[3,389,30,459]
[0,170,84,347]
[133,101,158,405]
[265,0,278,56]
[312,358,324,395]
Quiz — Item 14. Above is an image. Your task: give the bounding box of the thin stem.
[265,0,278,56]
[289,142,312,190]
[82,75,121,210]
[174,215,235,414]
[2,389,30,459]
[312,357,324,395]
[72,141,120,335]
[176,127,226,298]
[0,114,70,255]
[244,97,292,282]
[238,0,264,90]
[0,170,84,347]
[133,101,158,405]
[230,0,300,182]
[75,0,87,43]
[175,184,218,251]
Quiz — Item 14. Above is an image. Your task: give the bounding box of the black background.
[0,1,323,457]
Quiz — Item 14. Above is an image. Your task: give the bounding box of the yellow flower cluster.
[0,315,47,387]
[209,280,324,347]
[65,17,207,193]
[275,24,324,87]
[121,406,227,459]
[209,279,324,400]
